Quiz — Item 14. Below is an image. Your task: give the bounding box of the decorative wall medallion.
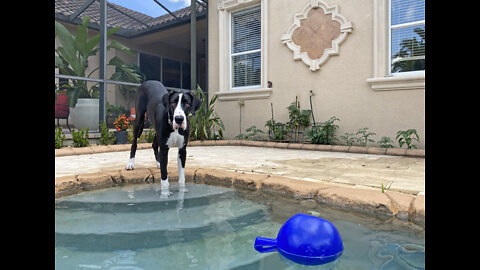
[281,0,353,71]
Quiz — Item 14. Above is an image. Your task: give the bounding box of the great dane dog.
[125,80,201,197]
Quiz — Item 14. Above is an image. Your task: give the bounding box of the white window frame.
[366,0,425,91]
[230,6,262,90]
[388,0,425,77]
[215,0,271,101]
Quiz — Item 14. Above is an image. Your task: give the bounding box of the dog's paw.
[125,158,135,170]
[160,189,173,198]
[156,161,161,168]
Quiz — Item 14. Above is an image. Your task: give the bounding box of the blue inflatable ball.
[254,213,343,266]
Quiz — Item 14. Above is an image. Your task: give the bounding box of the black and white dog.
[125,80,201,197]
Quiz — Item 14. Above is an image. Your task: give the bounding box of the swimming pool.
[55,183,425,269]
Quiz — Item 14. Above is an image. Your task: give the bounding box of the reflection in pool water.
[55,183,424,269]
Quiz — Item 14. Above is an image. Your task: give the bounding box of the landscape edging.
[55,167,425,227]
[55,140,425,158]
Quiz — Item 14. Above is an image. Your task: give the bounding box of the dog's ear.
[186,91,202,115]
[162,90,174,108]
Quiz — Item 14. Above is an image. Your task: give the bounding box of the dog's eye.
[171,102,176,107]
[185,103,190,107]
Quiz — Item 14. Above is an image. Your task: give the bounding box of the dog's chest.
[166,130,185,148]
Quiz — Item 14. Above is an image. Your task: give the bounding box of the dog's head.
[163,90,201,131]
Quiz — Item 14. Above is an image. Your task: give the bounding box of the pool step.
[55,188,239,214]
[55,208,269,251]
[55,183,234,205]
[55,221,285,270]
[55,184,266,234]
[55,184,272,251]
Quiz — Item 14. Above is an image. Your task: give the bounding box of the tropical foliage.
[396,129,419,149]
[189,86,225,141]
[55,15,142,107]
[305,116,340,145]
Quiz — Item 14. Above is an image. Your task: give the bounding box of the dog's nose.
[174,115,184,124]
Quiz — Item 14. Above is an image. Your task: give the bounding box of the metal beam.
[196,0,207,9]
[99,0,107,126]
[153,0,178,20]
[69,0,96,21]
[54,74,141,87]
[190,0,197,90]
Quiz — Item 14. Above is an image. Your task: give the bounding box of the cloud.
[167,0,191,7]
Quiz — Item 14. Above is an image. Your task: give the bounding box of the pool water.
[55,183,425,270]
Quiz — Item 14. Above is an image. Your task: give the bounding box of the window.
[390,0,425,74]
[139,53,161,81]
[231,6,261,89]
[162,58,181,88]
[216,0,271,100]
[182,62,191,90]
[139,53,191,90]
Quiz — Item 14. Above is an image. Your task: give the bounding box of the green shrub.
[265,119,288,141]
[265,100,311,142]
[55,127,65,149]
[340,132,357,146]
[71,128,90,147]
[99,121,116,145]
[305,116,340,145]
[378,136,394,148]
[189,85,225,141]
[145,128,156,143]
[286,101,311,130]
[355,127,376,147]
[236,126,265,141]
[396,129,419,149]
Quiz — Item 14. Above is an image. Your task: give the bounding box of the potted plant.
[113,114,130,144]
[106,102,127,128]
[55,15,139,131]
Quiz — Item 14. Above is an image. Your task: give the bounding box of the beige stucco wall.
[208,0,425,148]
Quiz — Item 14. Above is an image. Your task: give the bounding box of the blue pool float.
[254,213,343,265]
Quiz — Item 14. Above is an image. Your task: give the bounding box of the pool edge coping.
[54,167,425,228]
[54,140,425,158]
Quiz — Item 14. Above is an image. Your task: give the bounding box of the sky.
[108,0,192,17]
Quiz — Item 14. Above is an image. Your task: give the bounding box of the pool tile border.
[55,140,425,158]
[55,166,425,227]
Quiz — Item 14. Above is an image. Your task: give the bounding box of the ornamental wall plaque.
[281,0,353,71]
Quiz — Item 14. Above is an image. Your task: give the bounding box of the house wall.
[208,0,425,148]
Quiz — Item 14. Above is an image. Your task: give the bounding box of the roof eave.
[55,10,206,39]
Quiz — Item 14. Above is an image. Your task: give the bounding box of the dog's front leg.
[159,145,172,198]
[178,146,188,193]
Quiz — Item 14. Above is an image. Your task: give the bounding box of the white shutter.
[231,6,261,88]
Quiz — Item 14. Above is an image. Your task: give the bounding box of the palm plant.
[55,15,139,107]
[109,58,145,108]
[189,86,225,141]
